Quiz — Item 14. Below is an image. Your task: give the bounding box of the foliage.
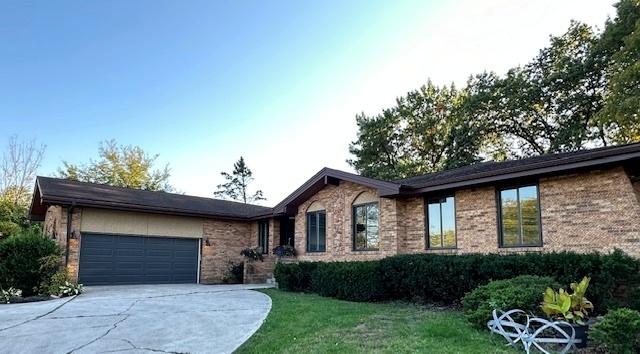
[275,250,640,313]
[58,139,173,192]
[236,289,513,354]
[0,230,61,297]
[541,277,594,324]
[591,308,640,354]
[348,82,485,180]
[310,261,385,302]
[348,1,640,179]
[0,287,22,304]
[273,261,317,292]
[223,261,244,284]
[42,270,82,297]
[0,197,31,239]
[594,0,640,143]
[272,245,296,257]
[462,275,560,328]
[59,281,83,297]
[241,247,264,262]
[214,156,265,203]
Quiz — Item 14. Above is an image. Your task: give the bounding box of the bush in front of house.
[461,275,560,328]
[274,261,316,292]
[0,230,61,297]
[591,308,640,354]
[311,261,386,302]
[274,250,640,312]
[379,250,640,312]
[41,270,83,297]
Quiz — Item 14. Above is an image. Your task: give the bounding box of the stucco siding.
[80,208,204,238]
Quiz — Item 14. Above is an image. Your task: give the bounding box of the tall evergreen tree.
[214,157,266,204]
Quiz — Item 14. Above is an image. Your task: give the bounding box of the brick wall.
[201,219,253,283]
[407,166,640,257]
[295,181,397,261]
[244,256,276,284]
[43,205,82,281]
[539,167,640,256]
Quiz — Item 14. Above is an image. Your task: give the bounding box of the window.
[306,211,326,252]
[426,196,456,248]
[353,203,379,251]
[258,220,269,254]
[498,184,541,247]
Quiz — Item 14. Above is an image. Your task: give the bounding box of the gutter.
[65,203,74,266]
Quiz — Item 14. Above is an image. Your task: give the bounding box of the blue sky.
[0,0,615,204]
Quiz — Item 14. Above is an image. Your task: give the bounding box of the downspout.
[65,203,75,266]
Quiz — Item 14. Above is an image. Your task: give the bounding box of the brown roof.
[395,142,640,193]
[29,142,640,221]
[30,177,272,221]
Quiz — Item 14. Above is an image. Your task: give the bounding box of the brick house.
[29,143,640,285]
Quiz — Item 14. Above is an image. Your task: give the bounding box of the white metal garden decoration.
[487,309,579,354]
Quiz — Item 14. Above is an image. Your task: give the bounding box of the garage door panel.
[79,233,199,285]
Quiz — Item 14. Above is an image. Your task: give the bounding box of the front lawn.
[237,289,513,353]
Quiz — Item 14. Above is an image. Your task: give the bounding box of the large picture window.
[258,220,269,254]
[498,184,541,247]
[426,196,456,248]
[306,211,326,252]
[353,203,379,251]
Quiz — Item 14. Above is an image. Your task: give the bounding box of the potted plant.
[240,247,264,262]
[272,245,296,258]
[541,276,593,348]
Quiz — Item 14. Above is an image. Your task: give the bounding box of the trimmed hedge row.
[274,250,640,312]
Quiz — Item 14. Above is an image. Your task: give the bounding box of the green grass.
[236,289,514,354]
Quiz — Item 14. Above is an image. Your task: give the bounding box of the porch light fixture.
[205,239,212,247]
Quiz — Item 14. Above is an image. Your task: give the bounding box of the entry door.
[78,233,199,286]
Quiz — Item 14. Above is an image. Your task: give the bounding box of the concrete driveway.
[0,284,273,354]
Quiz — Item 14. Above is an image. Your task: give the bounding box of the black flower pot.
[557,322,589,349]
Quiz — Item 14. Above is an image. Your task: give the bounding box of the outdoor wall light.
[205,239,212,247]
[70,230,79,239]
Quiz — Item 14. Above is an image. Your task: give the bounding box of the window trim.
[424,195,457,250]
[258,220,269,254]
[352,201,380,252]
[306,210,326,253]
[496,183,543,248]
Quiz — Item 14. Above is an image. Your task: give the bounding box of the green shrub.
[222,261,244,284]
[462,275,560,328]
[311,261,385,302]
[591,308,640,354]
[0,230,61,296]
[274,261,316,292]
[275,250,640,312]
[379,250,640,312]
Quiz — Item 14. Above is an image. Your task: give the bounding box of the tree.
[595,0,640,143]
[348,82,485,180]
[0,136,46,206]
[214,157,266,204]
[58,140,173,191]
[349,1,640,178]
[466,22,606,158]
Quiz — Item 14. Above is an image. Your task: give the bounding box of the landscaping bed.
[236,289,514,354]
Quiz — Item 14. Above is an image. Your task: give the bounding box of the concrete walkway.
[0,284,273,354]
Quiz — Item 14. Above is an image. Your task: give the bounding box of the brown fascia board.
[272,167,402,214]
[399,152,640,196]
[39,195,257,221]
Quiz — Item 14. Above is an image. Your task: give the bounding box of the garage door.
[78,233,199,285]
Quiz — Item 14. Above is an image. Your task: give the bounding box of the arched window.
[306,201,326,252]
[352,192,379,251]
